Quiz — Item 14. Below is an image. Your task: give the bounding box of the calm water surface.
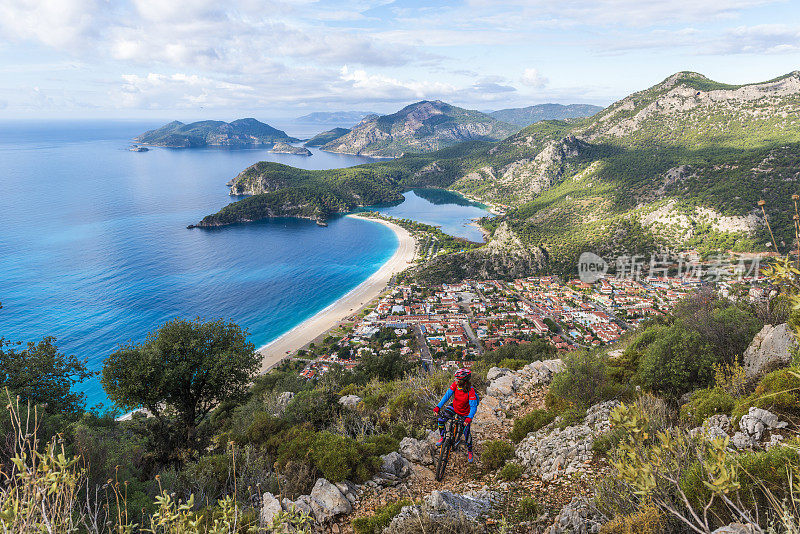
[0,120,491,407]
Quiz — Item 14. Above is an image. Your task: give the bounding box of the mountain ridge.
[319,100,520,157]
[490,103,603,126]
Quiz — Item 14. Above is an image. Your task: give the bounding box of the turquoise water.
[366,189,491,242]
[0,120,492,409]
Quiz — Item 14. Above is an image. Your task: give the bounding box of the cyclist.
[433,367,479,463]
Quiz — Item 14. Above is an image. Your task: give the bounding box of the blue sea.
[0,120,491,408]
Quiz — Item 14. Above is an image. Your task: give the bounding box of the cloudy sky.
[1,0,799,120]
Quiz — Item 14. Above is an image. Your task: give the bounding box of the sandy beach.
[257,214,416,373]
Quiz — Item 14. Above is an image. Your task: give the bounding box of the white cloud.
[0,0,104,48]
[333,66,457,102]
[718,24,800,54]
[116,72,256,108]
[521,68,548,88]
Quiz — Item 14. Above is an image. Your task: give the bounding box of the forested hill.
[135,118,298,148]
[196,71,800,271]
[192,142,494,227]
[489,103,603,126]
[319,100,520,157]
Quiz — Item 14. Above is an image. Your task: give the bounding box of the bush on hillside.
[311,432,382,482]
[352,500,413,534]
[284,389,339,428]
[680,443,800,523]
[635,324,719,399]
[731,367,800,424]
[671,289,763,362]
[509,410,555,443]
[599,505,666,534]
[481,440,514,469]
[243,412,290,445]
[679,388,735,427]
[546,352,626,413]
[498,462,523,481]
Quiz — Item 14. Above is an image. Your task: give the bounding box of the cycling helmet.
[454,368,471,379]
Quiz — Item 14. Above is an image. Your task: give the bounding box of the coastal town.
[291,273,766,379]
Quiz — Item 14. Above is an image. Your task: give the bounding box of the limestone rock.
[486,373,518,398]
[259,492,283,527]
[712,523,758,534]
[732,432,756,449]
[473,394,504,426]
[546,497,603,534]
[378,451,412,479]
[486,367,512,381]
[399,431,438,466]
[275,391,295,416]
[338,395,362,408]
[743,323,796,379]
[425,490,497,519]
[516,401,619,482]
[308,478,351,523]
[739,407,787,441]
[385,489,499,532]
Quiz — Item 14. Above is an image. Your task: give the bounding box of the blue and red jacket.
[437,381,479,419]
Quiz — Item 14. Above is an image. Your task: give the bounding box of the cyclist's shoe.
[435,436,445,447]
[467,451,474,463]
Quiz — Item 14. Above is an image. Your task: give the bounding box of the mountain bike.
[434,414,466,482]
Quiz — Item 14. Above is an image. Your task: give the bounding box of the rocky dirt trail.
[324,359,617,533]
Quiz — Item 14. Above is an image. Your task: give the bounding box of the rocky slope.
[304,128,351,147]
[320,101,520,157]
[135,118,298,148]
[490,104,603,127]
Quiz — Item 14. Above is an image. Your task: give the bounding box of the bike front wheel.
[435,437,451,481]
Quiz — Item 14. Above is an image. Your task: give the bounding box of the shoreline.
[257,214,417,373]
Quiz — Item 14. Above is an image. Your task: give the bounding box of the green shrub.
[681,442,800,522]
[243,412,289,445]
[635,324,720,400]
[592,427,625,456]
[517,497,540,520]
[679,388,734,427]
[274,425,316,466]
[556,407,587,429]
[361,434,400,457]
[481,440,514,469]
[498,462,523,481]
[732,367,800,424]
[546,352,625,413]
[352,499,412,534]
[310,432,383,482]
[284,389,339,428]
[509,410,555,443]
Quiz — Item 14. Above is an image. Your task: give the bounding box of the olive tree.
[102,318,259,450]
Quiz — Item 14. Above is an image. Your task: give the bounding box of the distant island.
[319,101,520,157]
[270,142,312,156]
[489,103,603,126]
[134,118,298,148]
[128,145,148,152]
[304,128,351,147]
[294,111,376,125]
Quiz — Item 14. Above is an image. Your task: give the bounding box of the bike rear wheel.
[435,437,451,481]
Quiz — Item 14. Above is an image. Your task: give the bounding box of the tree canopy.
[102,318,259,448]
[0,337,93,417]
